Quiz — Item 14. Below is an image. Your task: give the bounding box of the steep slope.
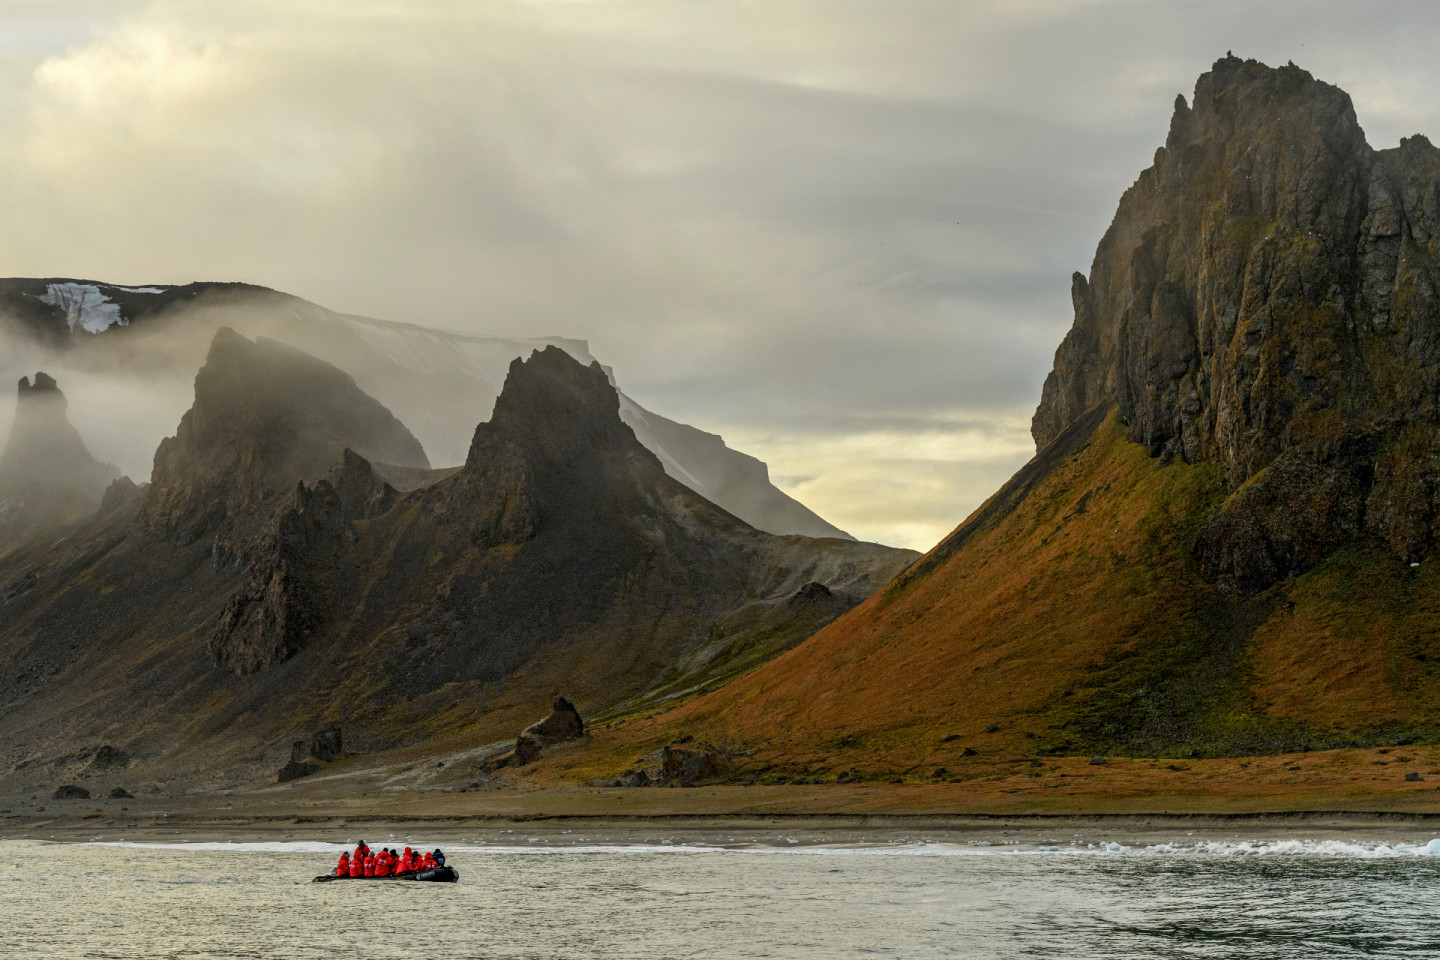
[0,278,850,539]
[0,337,912,794]
[0,372,119,556]
[559,57,1440,782]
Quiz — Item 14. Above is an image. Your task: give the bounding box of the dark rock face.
[662,743,719,785]
[291,723,343,764]
[1033,55,1440,592]
[139,328,428,553]
[98,477,141,516]
[52,785,89,800]
[513,697,585,766]
[276,760,320,782]
[210,452,398,673]
[109,787,133,799]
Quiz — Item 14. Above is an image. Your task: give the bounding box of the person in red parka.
[420,851,436,871]
[335,852,350,877]
[397,847,414,873]
[364,853,377,877]
[376,850,392,877]
[348,855,363,878]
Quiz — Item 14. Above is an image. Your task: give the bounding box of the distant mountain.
[0,278,852,540]
[577,57,1440,783]
[0,331,913,791]
[0,372,118,557]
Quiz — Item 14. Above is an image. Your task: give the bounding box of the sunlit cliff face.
[4,2,1440,549]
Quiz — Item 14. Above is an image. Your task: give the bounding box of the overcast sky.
[3,1,1440,549]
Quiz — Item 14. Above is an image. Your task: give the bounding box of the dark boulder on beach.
[514,697,585,766]
[277,760,320,783]
[52,785,89,800]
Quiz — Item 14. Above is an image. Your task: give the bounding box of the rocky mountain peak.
[139,328,429,548]
[0,370,120,556]
[471,346,658,472]
[0,370,117,494]
[1032,56,1440,592]
[17,372,61,398]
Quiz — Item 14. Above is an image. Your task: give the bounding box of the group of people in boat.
[335,841,446,878]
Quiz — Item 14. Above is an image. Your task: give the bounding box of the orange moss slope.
[567,408,1440,783]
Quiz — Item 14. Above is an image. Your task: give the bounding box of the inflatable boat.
[313,867,459,883]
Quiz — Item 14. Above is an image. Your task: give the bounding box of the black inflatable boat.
[313,867,459,883]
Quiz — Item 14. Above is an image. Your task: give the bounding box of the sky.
[3,1,1440,550]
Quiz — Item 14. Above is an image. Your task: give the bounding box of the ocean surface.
[6,835,1440,958]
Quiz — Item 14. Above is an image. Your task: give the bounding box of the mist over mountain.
[0,371,118,557]
[0,328,913,792]
[0,278,852,541]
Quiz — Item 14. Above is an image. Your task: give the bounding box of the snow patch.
[35,283,126,334]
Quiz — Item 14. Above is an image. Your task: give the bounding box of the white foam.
[79,838,1440,858]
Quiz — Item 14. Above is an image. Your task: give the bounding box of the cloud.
[4,1,1440,549]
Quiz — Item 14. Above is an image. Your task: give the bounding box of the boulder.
[513,697,584,766]
[109,787,133,799]
[52,785,89,800]
[276,760,320,783]
[291,723,343,764]
[663,743,720,786]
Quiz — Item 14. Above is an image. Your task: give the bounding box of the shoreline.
[11,808,1440,846]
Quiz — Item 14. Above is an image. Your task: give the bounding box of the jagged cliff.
[139,328,429,555]
[556,58,1440,782]
[1035,55,1440,592]
[208,345,914,689]
[0,334,913,792]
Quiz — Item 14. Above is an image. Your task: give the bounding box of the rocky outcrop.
[139,328,428,555]
[1033,56,1440,591]
[52,785,89,800]
[662,742,720,786]
[513,697,585,765]
[276,760,319,782]
[0,371,119,552]
[209,451,398,673]
[291,723,343,764]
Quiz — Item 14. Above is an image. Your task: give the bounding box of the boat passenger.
[397,848,414,873]
[433,849,446,868]
[348,855,363,878]
[374,851,391,877]
[420,851,436,870]
[335,852,350,877]
[364,853,377,877]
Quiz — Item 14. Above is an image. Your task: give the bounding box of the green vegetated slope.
[575,408,1440,782]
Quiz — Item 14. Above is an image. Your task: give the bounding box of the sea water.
[5,837,1440,958]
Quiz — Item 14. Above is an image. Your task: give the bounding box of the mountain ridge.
[0,278,853,541]
[543,56,1440,786]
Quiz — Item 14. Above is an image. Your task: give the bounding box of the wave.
[73,838,1440,858]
